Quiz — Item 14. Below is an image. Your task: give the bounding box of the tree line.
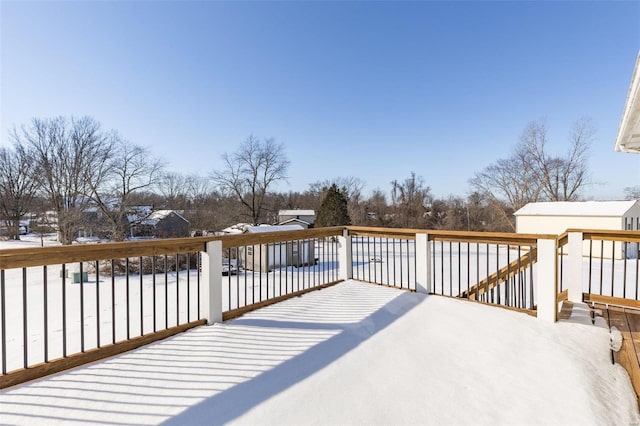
[2,115,636,244]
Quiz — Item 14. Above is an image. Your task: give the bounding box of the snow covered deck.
[1,280,638,425]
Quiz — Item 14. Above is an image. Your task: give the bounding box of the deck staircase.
[460,248,537,308]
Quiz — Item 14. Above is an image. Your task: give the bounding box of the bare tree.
[524,118,593,201]
[362,189,389,226]
[14,116,116,244]
[156,172,189,208]
[470,118,593,230]
[625,186,640,200]
[308,176,365,201]
[470,143,541,214]
[0,144,38,239]
[212,135,289,225]
[390,172,432,229]
[186,174,212,204]
[184,174,219,232]
[89,140,164,241]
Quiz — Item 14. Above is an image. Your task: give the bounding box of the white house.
[615,51,640,153]
[130,210,190,239]
[514,200,640,258]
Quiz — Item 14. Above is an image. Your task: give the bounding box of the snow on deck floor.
[0,280,638,426]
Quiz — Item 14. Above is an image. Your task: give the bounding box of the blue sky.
[1,1,639,200]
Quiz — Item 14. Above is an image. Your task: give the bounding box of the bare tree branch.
[212,135,289,224]
[0,142,39,239]
[16,116,116,244]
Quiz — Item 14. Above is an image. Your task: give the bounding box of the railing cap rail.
[345,226,554,244]
[0,226,347,269]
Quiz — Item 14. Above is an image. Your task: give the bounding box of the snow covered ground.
[1,280,638,425]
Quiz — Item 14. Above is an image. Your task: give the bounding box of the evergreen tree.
[316,184,351,227]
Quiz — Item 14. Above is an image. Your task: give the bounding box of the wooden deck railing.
[1,225,637,389]
[0,227,346,389]
[216,226,345,320]
[0,237,210,389]
[558,229,640,309]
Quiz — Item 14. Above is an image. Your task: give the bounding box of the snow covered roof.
[514,200,639,217]
[246,224,304,233]
[615,51,640,153]
[278,209,315,217]
[220,223,251,234]
[139,210,189,225]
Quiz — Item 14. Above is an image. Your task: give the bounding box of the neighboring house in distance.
[238,224,315,271]
[615,51,640,153]
[277,210,315,229]
[514,200,640,259]
[130,210,190,239]
[76,206,111,240]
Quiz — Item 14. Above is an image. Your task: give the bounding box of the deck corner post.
[415,233,431,294]
[202,240,223,324]
[536,237,558,322]
[338,229,353,281]
[567,231,584,303]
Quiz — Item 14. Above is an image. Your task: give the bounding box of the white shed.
[514,200,640,258]
[239,224,315,272]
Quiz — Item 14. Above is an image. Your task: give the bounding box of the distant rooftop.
[140,209,189,225]
[278,209,315,216]
[514,200,639,217]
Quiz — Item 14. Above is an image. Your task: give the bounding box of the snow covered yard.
[0,280,637,425]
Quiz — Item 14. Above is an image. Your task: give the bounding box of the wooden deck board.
[592,303,640,406]
[626,309,640,349]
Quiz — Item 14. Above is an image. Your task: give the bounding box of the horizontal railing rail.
[0,238,208,270]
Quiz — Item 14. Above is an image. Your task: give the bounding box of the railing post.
[415,233,431,294]
[338,229,353,281]
[536,237,557,322]
[567,231,584,303]
[201,241,223,324]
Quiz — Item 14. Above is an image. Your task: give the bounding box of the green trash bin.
[72,272,88,283]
